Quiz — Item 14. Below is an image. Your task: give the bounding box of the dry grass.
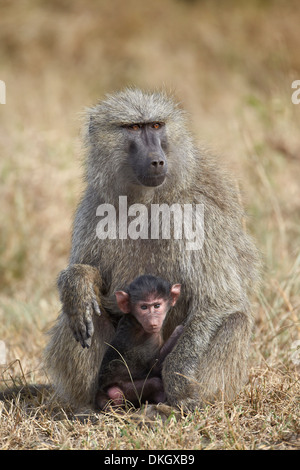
[0,0,299,450]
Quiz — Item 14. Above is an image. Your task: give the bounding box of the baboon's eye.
[152,122,162,129]
[128,124,141,131]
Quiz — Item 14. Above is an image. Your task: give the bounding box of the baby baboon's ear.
[170,284,181,306]
[115,291,131,313]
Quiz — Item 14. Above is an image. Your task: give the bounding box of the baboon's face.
[122,122,168,187]
[131,296,170,334]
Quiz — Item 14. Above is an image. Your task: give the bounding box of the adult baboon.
[44,88,260,410]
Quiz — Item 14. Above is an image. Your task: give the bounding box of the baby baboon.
[44,88,260,410]
[95,275,182,410]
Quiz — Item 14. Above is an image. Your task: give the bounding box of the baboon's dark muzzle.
[130,141,168,187]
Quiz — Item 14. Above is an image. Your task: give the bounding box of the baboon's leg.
[44,311,115,408]
[162,312,253,410]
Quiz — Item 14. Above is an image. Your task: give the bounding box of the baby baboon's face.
[131,295,170,334]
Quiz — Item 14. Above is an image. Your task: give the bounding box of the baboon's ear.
[115,291,131,313]
[170,284,181,306]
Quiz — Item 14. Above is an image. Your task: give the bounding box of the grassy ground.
[0,0,299,450]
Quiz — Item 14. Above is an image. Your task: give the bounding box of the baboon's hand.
[67,292,101,348]
[58,265,102,348]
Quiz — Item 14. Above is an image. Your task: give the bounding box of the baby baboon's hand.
[57,264,102,348]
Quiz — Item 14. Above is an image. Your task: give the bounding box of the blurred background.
[0,0,299,382]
